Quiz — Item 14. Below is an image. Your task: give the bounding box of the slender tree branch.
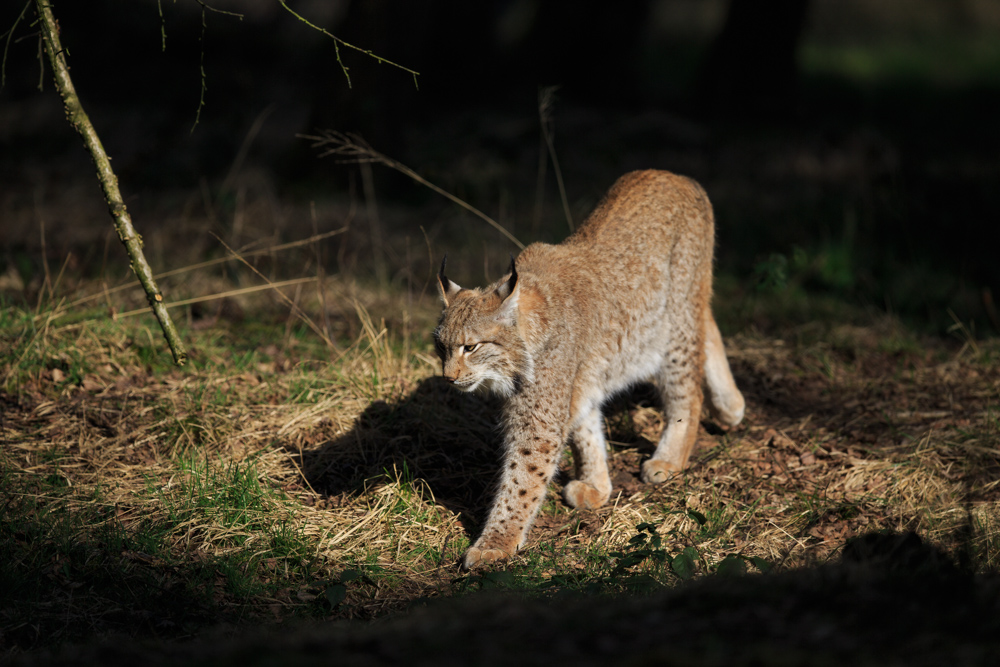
[193,0,243,19]
[35,0,187,365]
[301,131,525,251]
[212,233,340,352]
[1,0,31,88]
[156,0,166,51]
[36,226,350,322]
[192,4,208,131]
[539,86,574,233]
[277,0,419,89]
[187,2,243,130]
[115,277,316,320]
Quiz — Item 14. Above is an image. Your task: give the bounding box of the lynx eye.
[463,343,481,354]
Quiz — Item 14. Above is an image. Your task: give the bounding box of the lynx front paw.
[641,459,682,484]
[462,545,515,570]
[563,480,610,510]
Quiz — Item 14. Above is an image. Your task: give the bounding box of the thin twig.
[36,212,51,312]
[947,308,981,358]
[539,86,574,233]
[193,0,243,18]
[276,0,419,89]
[114,277,317,320]
[37,226,348,322]
[360,161,388,286]
[156,0,166,51]
[213,234,340,353]
[192,5,208,131]
[301,131,525,251]
[219,104,274,198]
[310,202,333,342]
[188,3,243,130]
[0,0,31,88]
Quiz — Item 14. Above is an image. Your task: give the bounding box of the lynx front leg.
[642,347,705,484]
[463,414,565,570]
[563,406,612,510]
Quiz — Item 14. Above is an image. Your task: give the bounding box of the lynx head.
[433,255,533,397]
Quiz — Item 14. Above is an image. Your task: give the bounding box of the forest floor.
[2,262,999,664]
[3,2,1000,660]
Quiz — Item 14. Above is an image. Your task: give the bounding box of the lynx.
[434,170,745,569]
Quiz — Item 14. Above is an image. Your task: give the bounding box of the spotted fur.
[434,170,745,569]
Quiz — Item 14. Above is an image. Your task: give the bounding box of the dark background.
[2,0,999,334]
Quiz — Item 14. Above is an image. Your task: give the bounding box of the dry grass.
[2,263,1000,655]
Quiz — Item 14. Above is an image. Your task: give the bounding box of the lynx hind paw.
[462,546,514,570]
[641,459,683,485]
[708,391,746,430]
[563,480,610,510]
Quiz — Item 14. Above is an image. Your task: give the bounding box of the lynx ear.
[437,255,462,307]
[496,255,520,315]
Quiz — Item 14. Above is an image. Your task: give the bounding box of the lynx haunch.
[433,170,745,570]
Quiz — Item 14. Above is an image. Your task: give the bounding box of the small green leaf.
[482,570,514,588]
[750,556,773,573]
[671,552,696,579]
[339,568,361,583]
[716,554,747,576]
[620,554,644,569]
[325,583,347,607]
[623,573,658,592]
[686,509,707,526]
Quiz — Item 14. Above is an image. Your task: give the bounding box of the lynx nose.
[443,373,459,384]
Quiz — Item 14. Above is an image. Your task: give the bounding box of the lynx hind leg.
[563,406,612,510]
[642,343,705,485]
[703,311,745,428]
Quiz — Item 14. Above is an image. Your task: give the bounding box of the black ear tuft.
[497,254,518,301]
[505,254,517,293]
[437,254,462,307]
[439,254,449,286]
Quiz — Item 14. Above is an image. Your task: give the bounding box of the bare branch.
[301,131,525,251]
[277,0,419,89]
[212,233,340,353]
[37,226,350,322]
[187,2,243,130]
[193,0,244,19]
[1,0,31,88]
[114,277,316,320]
[35,0,187,365]
[539,86,574,233]
[156,0,166,51]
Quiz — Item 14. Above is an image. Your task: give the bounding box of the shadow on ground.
[297,376,506,533]
[12,530,1000,667]
[294,375,751,535]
